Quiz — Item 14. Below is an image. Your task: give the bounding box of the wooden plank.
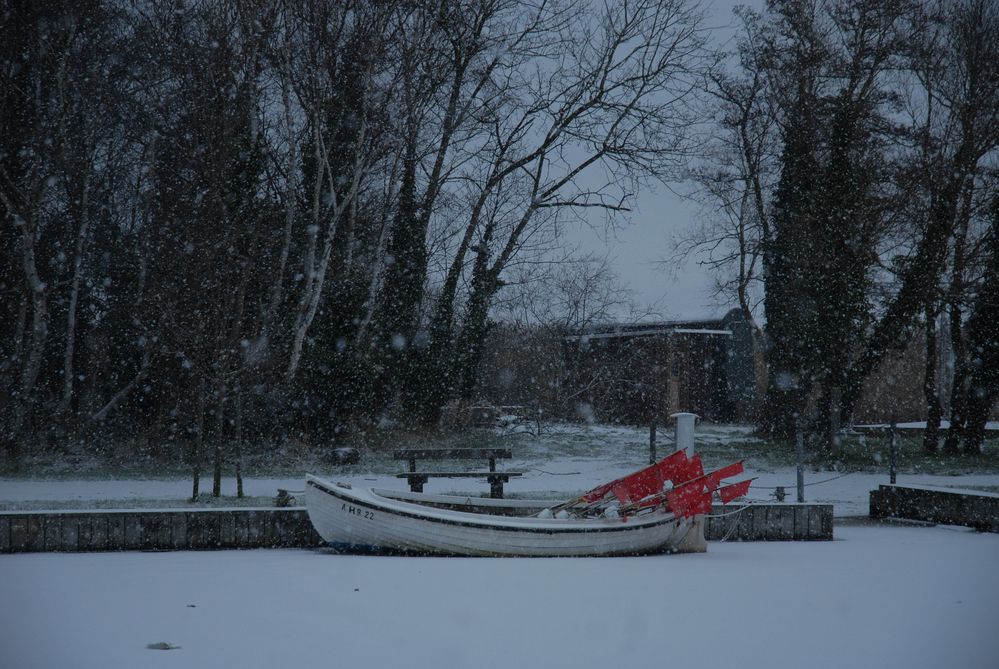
[61,515,80,551]
[10,517,27,551]
[808,505,823,539]
[219,512,236,548]
[392,448,512,461]
[779,507,795,540]
[137,515,156,549]
[25,516,44,551]
[273,512,291,547]
[44,516,63,550]
[736,506,755,540]
[0,516,9,552]
[245,511,263,545]
[261,511,277,547]
[124,515,143,549]
[171,514,187,549]
[108,515,125,549]
[155,514,173,548]
[821,506,834,539]
[793,506,808,540]
[765,506,782,540]
[202,513,222,548]
[77,515,92,549]
[184,513,201,548]
[233,512,248,546]
[91,515,108,550]
[752,504,768,540]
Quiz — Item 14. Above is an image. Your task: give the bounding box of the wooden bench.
[393,447,523,498]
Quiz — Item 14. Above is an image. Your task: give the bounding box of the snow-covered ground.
[2,524,997,669]
[3,423,998,668]
[5,467,999,517]
[3,421,998,516]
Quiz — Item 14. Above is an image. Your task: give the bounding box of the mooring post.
[795,414,805,503]
[889,415,898,485]
[671,412,698,456]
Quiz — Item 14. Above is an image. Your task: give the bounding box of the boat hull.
[305,475,704,557]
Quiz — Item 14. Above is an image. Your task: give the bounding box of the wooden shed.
[563,309,756,424]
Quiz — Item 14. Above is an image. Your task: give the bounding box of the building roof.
[565,318,733,341]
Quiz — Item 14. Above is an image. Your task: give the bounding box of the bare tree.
[676,8,775,346]
[840,0,999,439]
[278,1,398,383]
[0,1,123,455]
[408,0,711,420]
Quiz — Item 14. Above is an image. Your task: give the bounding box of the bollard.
[671,412,698,456]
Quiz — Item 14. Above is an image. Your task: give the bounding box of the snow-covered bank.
[3,422,997,515]
[4,468,999,517]
[1,524,996,669]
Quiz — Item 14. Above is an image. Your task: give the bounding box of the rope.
[749,471,854,490]
[705,502,757,519]
[528,468,582,476]
[705,502,756,542]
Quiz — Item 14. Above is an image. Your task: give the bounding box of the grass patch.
[2,421,997,481]
[953,485,999,494]
[805,433,999,475]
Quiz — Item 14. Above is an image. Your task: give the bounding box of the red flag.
[580,483,615,504]
[718,479,753,504]
[690,491,713,516]
[681,454,704,484]
[610,464,663,504]
[580,473,628,503]
[666,482,705,518]
[581,458,666,503]
[703,461,745,492]
[656,449,690,484]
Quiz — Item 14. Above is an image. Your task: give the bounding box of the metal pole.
[795,414,805,503]
[889,415,897,485]
[649,420,657,464]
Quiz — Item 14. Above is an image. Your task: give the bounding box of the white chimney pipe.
[671,412,698,456]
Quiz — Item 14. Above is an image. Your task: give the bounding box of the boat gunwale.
[306,476,681,535]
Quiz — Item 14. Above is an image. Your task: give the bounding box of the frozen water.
[1,525,996,669]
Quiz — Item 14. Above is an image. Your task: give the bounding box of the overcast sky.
[571,0,761,321]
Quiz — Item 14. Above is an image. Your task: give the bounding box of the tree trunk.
[960,199,999,455]
[12,214,50,455]
[285,112,367,383]
[943,294,968,454]
[58,175,91,415]
[827,386,842,452]
[259,59,297,341]
[942,193,973,453]
[190,376,206,502]
[234,381,244,498]
[923,304,941,454]
[212,381,226,498]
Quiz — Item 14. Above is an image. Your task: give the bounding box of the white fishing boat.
[305,449,751,557]
[305,475,706,557]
